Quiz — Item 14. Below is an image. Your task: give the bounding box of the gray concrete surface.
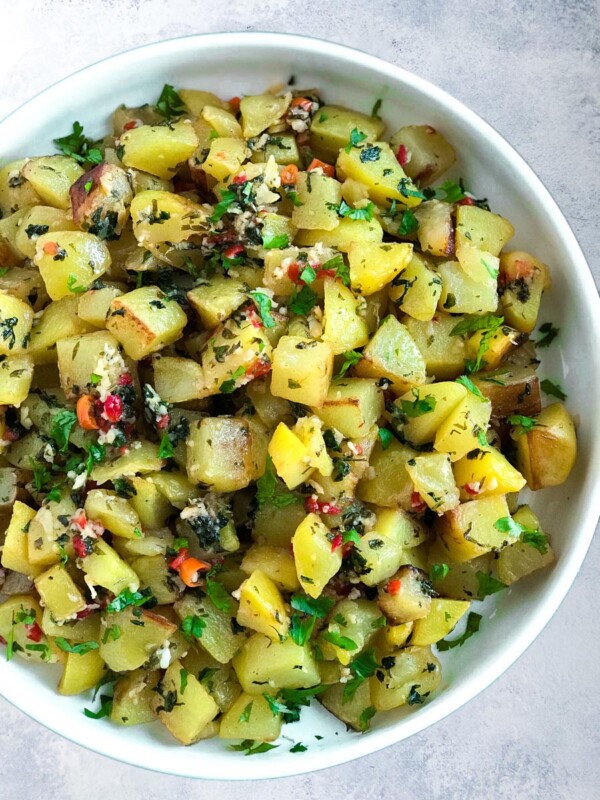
[1,1,599,798]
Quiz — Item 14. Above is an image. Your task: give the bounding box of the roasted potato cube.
[179,88,228,115]
[499,251,551,333]
[27,494,76,568]
[473,366,541,419]
[99,608,176,672]
[314,377,383,440]
[77,285,123,327]
[295,216,383,250]
[0,159,41,216]
[153,657,219,745]
[413,199,455,257]
[241,545,300,591]
[130,189,208,245]
[348,242,413,296]
[370,646,441,710]
[396,382,467,445]
[203,137,248,181]
[22,156,84,210]
[355,315,426,392]
[357,438,417,509]
[410,598,471,646]
[106,286,187,360]
[202,105,243,137]
[174,594,245,664]
[70,163,133,240]
[437,260,498,314]
[292,513,342,597]
[389,252,442,321]
[378,565,432,623]
[34,231,111,301]
[456,205,514,257]
[0,595,59,663]
[0,290,34,355]
[513,402,576,490]
[406,452,460,513]
[389,125,456,185]
[0,353,34,405]
[153,355,206,403]
[187,275,248,328]
[453,445,526,500]
[56,330,128,397]
[110,669,159,726]
[319,598,383,665]
[119,120,198,180]
[187,416,255,490]
[434,391,492,461]
[14,205,77,260]
[436,494,511,562]
[81,538,140,595]
[237,569,289,640]
[291,171,341,231]
[294,414,333,477]
[28,295,94,365]
[271,335,334,407]
[322,278,370,354]
[240,93,291,138]
[309,105,385,162]
[34,564,86,621]
[90,440,164,484]
[58,649,106,696]
[267,421,314,489]
[219,693,282,742]
[232,633,321,694]
[496,505,554,584]
[1,501,40,577]
[403,313,467,379]
[84,489,142,539]
[337,141,423,207]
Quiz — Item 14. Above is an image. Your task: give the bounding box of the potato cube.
[294,414,333,477]
[320,598,382,665]
[202,104,243,137]
[437,260,498,314]
[99,608,176,672]
[179,89,228,115]
[219,693,282,742]
[348,242,413,296]
[187,416,254,491]
[389,125,456,186]
[0,501,40,577]
[270,335,333,407]
[310,105,385,162]
[0,159,41,216]
[267,421,314,489]
[403,314,467,379]
[0,595,59,663]
[58,649,106,696]
[153,658,219,745]
[295,217,383,251]
[396,382,467,445]
[453,445,526,500]
[378,565,432,623]
[84,490,142,539]
[513,402,577,490]
[106,286,187,360]
[434,391,492,461]
[336,141,423,207]
[357,438,417,509]
[465,324,521,370]
[28,495,76,567]
[14,205,77,260]
[455,241,500,284]
[34,564,87,621]
[203,137,248,181]
[321,676,373,731]
[241,545,300,591]
[81,538,140,595]
[77,286,123,327]
[496,506,554,584]
[499,251,551,333]
[456,205,514,257]
[120,120,198,180]
[28,295,94,365]
[370,646,441,711]
[187,275,248,328]
[110,669,160,726]
[355,315,426,393]
[153,356,206,403]
[389,252,442,321]
[410,599,471,647]
[292,513,342,598]
[406,452,460,513]
[322,278,370,354]
[435,494,511,562]
[413,200,455,257]
[237,569,289,640]
[0,353,34,405]
[232,633,321,694]
[56,330,128,397]
[34,231,111,301]
[241,93,290,138]
[22,156,84,209]
[291,172,341,231]
[174,593,245,665]
[130,189,208,245]
[0,290,34,355]
[314,377,383,440]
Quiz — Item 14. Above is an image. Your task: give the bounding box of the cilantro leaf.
[206,577,231,613]
[155,84,186,120]
[321,254,350,286]
[158,433,175,459]
[398,209,419,236]
[289,284,318,315]
[430,563,449,582]
[494,516,524,537]
[455,374,484,399]
[106,587,155,614]
[180,614,207,639]
[450,314,504,338]
[219,366,246,394]
[50,409,77,452]
[255,455,301,509]
[239,701,253,723]
[328,199,375,221]
[344,128,368,153]
[476,571,507,598]
[290,594,333,618]
[437,179,467,204]
[336,350,362,378]
[83,694,113,719]
[521,529,549,555]
[290,742,308,752]
[55,638,99,656]
[209,188,238,223]
[371,98,383,118]
[540,379,567,401]
[397,177,426,201]
[378,427,393,449]
[249,290,276,328]
[54,121,103,166]
[67,274,87,294]
[507,414,541,434]
[400,393,436,418]
[262,234,289,250]
[536,322,559,348]
[436,611,482,651]
[343,648,378,702]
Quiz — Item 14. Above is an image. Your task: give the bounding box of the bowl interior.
[1,32,599,780]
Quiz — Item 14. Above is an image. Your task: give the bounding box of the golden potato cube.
[203,137,248,181]
[130,190,208,245]
[357,438,417,509]
[153,658,220,745]
[314,377,383,440]
[456,205,514,257]
[437,260,498,314]
[232,633,321,694]
[0,159,41,216]
[403,314,467,379]
[237,569,289,641]
[294,415,333,477]
[0,595,59,664]
[435,494,512,562]
[355,315,426,393]
[56,330,126,397]
[270,335,334,407]
[81,538,140,595]
[186,416,254,490]
[499,251,551,333]
[413,200,454,258]
[406,452,460,513]
[377,565,431,623]
[219,693,282,742]
[28,295,94,365]
[0,500,40,577]
[434,391,492,461]
[0,353,34,405]
[99,608,176,672]
[370,646,441,711]
[267,421,314,489]
[410,598,471,647]
[84,490,142,539]
[22,156,84,209]
[202,105,243,137]
[292,513,342,598]
[322,278,370,354]
[187,275,248,328]
[110,669,159,726]
[389,252,442,321]
[295,217,383,250]
[336,141,423,207]
[77,286,123,327]
[58,649,106,696]
[240,93,290,138]
[106,286,187,360]
[389,125,456,186]
[397,382,467,446]
[465,324,521,370]
[179,88,228,115]
[320,598,382,664]
[455,241,500,284]
[241,545,300,592]
[348,242,413,296]
[513,402,576,490]
[14,205,77,260]
[34,564,87,621]
[120,120,198,180]
[309,105,385,162]
[292,171,341,231]
[453,445,526,501]
[153,355,206,403]
[496,505,554,584]
[0,290,34,355]
[34,231,111,301]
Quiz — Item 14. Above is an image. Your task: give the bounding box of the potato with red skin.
[70,163,133,240]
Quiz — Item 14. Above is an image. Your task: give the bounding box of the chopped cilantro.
[255,455,300,509]
[436,611,482,650]
[53,121,103,166]
[155,84,186,120]
[336,349,362,378]
[50,409,77,452]
[158,433,174,459]
[400,393,436,418]
[507,414,541,433]
[378,427,393,450]
[180,614,207,639]
[344,128,368,153]
[289,284,318,315]
[476,571,507,598]
[106,587,155,614]
[55,638,99,656]
[430,563,449,582]
[536,322,559,348]
[249,290,276,328]
[262,233,289,250]
[540,379,567,401]
[455,374,484,398]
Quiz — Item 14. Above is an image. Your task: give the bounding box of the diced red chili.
[287,262,300,282]
[304,498,341,515]
[123,120,138,131]
[223,243,245,259]
[25,622,43,642]
[156,413,170,431]
[244,360,271,381]
[410,492,427,512]
[330,533,343,552]
[232,172,247,185]
[386,579,402,595]
[315,268,336,279]
[103,394,123,423]
[72,534,90,559]
[168,548,189,571]
[464,482,481,497]
[42,241,59,256]
[228,96,241,114]
[246,306,264,329]
[457,196,475,206]
[397,144,408,167]
[118,372,132,386]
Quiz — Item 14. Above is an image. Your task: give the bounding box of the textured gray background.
[1,1,599,798]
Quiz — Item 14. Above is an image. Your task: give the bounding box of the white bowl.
[1,32,599,781]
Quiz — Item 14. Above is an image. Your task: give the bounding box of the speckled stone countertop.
[1,2,599,798]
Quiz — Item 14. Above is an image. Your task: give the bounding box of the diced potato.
[295,217,383,250]
[34,564,86,621]
[376,621,414,652]
[403,314,467,379]
[237,569,289,640]
[453,445,526,500]
[499,251,551,333]
[389,125,456,185]
[106,286,187,360]
[179,88,228,115]
[119,121,198,180]
[270,335,334,407]
[110,669,159,726]
[267,421,314,489]
[336,141,423,207]
[22,156,84,209]
[40,609,100,643]
[253,132,300,166]
[292,513,342,598]
[27,495,76,567]
[357,438,417,509]
[152,658,219,745]
[233,633,320,694]
[456,205,514,257]
[70,163,133,240]
[14,206,77,260]
[389,252,442,321]
[355,315,426,392]
[130,190,208,245]
[310,105,385,162]
[99,608,176,672]
[436,494,511,562]
[406,453,460,513]
[294,415,333,477]
[90,440,164,484]
[396,382,467,446]
[322,279,370,354]
[0,159,41,216]
[314,377,383,440]
[321,676,373,731]
[0,290,34,355]
[378,565,432,623]
[320,598,382,664]
[153,356,206,403]
[146,469,200,510]
[174,594,245,664]
[77,286,123,327]
[128,476,174,530]
[410,598,471,646]
[219,693,282,742]
[187,416,255,490]
[513,402,577,490]
[413,200,455,257]
[291,172,341,231]
[455,241,499,284]
[437,260,498,314]
[28,295,94,365]
[241,545,300,591]
[0,501,40,577]
[370,646,441,711]
[434,391,492,461]
[81,538,140,595]
[253,501,307,548]
[465,324,521,370]
[0,353,34,405]
[0,595,59,663]
[240,93,290,138]
[203,137,248,181]
[58,649,106,696]
[187,275,248,328]
[34,231,111,301]
[84,490,142,539]
[427,539,492,600]
[374,507,428,549]
[496,505,554,584]
[56,330,127,397]
[202,105,243,137]
[348,242,413,296]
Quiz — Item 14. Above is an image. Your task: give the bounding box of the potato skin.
[70,163,133,240]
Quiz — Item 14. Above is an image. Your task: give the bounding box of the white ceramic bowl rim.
[1,31,599,781]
